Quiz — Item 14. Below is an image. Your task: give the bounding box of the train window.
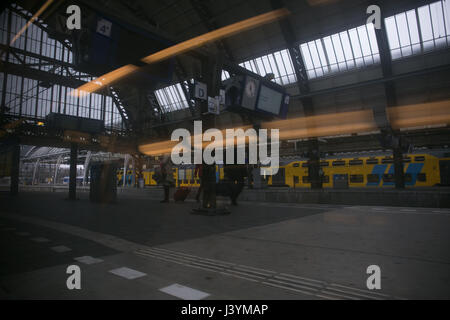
[404,173,412,183]
[366,159,379,165]
[415,156,425,162]
[381,158,394,164]
[349,160,363,166]
[320,161,329,167]
[332,160,346,167]
[350,175,364,183]
[322,175,330,183]
[302,162,309,168]
[403,157,411,163]
[383,174,394,182]
[190,179,195,184]
[302,176,311,183]
[293,163,300,168]
[417,173,427,182]
[367,174,380,183]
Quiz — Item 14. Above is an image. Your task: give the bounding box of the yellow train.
[269,153,449,188]
[117,153,450,188]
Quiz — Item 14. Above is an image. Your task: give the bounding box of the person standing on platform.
[160,154,174,203]
[194,163,203,203]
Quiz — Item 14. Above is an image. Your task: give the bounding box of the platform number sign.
[96,18,112,37]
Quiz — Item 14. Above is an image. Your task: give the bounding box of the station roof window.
[154,83,189,113]
[299,23,380,79]
[385,0,450,60]
[221,70,231,81]
[237,49,297,85]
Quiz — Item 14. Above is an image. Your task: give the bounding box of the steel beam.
[68,143,78,200]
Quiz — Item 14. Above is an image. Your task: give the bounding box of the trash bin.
[138,178,145,189]
[89,161,118,203]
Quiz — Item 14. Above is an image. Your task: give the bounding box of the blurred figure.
[159,154,174,203]
[194,163,203,203]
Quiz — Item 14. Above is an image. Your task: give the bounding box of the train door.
[271,168,286,187]
[439,160,450,186]
[333,174,349,189]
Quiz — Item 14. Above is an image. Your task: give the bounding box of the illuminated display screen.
[256,85,283,115]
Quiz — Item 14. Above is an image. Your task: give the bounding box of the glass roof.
[385,0,450,60]
[237,49,297,85]
[0,5,124,131]
[300,23,380,80]
[154,83,189,113]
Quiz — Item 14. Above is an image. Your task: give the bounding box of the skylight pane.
[340,31,355,68]
[419,5,434,45]
[397,13,413,56]
[430,1,446,38]
[406,10,421,53]
[261,55,273,75]
[221,70,230,81]
[331,34,347,72]
[323,37,338,68]
[386,1,450,59]
[315,40,329,74]
[444,0,450,35]
[267,54,282,84]
[348,29,364,67]
[238,49,296,85]
[154,83,189,113]
[309,42,321,69]
[300,22,380,79]
[300,43,315,71]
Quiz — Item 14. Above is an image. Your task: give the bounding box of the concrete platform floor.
[1,191,449,299]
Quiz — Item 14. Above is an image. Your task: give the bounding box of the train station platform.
[17,184,450,208]
[1,191,449,299]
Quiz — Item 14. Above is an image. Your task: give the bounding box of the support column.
[69,143,78,200]
[53,155,63,185]
[123,155,129,188]
[131,157,136,187]
[32,159,40,185]
[83,151,92,185]
[393,141,405,189]
[10,143,20,196]
[200,54,222,209]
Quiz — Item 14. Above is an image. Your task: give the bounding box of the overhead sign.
[96,18,112,38]
[219,89,225,105]
[194,82,207,100]
[208,96,220,115]
[241,76,260,111]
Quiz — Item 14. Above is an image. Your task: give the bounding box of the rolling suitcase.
[174,187,190,202]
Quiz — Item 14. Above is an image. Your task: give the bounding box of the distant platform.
[16,185,450,208]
